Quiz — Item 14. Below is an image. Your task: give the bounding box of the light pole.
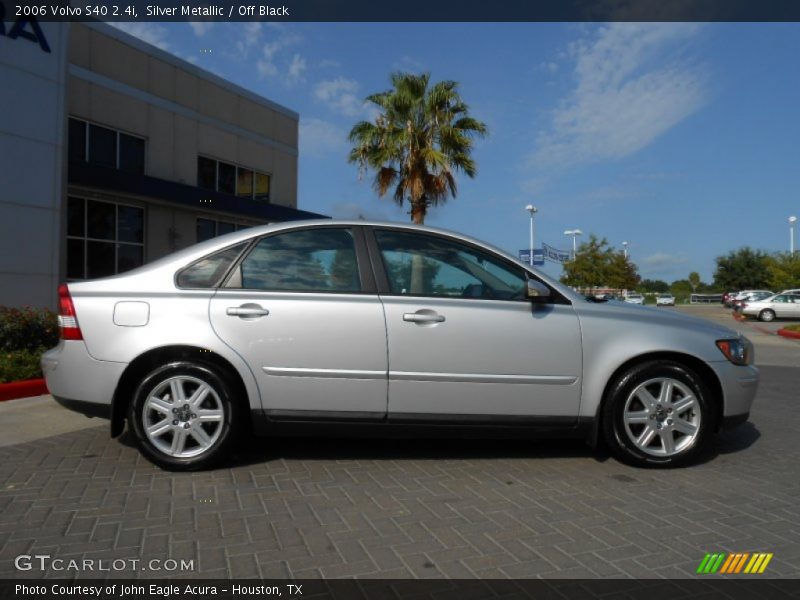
[564,229,583,260]
[790,216,797,255]
[525,204,538,266]
[622,241,629,259]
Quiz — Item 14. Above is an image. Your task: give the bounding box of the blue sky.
[115,22,800,284]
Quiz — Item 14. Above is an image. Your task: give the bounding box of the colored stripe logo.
[697,552,773,574]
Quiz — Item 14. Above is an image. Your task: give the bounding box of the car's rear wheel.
[759,309,775,322]
[602,360,715,468]
[129,362,238,470]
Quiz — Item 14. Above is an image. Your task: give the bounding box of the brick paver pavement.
[1,364,798,580]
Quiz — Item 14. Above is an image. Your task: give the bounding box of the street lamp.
[525,204,538,266]
[790,216,797,255]
[622,241,629,259]
[564,229,583,260]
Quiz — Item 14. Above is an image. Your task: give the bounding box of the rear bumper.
[41,341,126,417]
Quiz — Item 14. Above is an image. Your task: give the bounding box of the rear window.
[176,242,248,289]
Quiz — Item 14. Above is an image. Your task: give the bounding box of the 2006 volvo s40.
[43,221,758,470]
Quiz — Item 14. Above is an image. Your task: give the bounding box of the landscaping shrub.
[783,324,800,333]
[0,307,59,383]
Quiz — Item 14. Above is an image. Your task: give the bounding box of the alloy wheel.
[622,377,701,457]
[142,375,224,458]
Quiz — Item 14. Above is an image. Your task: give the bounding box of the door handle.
[226,305,270,318]
[403,311,445,324]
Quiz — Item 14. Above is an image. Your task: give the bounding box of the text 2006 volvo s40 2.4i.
[43,221,758,470]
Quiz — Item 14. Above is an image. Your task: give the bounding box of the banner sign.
[542,243,571,264]
[518,249,544,266]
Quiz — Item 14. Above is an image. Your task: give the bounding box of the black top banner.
[8,0,800,22]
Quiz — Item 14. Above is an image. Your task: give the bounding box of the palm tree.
[348,72,487,225]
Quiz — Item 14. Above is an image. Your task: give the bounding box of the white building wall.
[0,17,70,309]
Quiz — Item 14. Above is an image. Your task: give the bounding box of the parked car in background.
[740,293,800,321]
[780,288,800,295]
[732,291,774,312]
[733,290,772,303]
[722,292,736,307]
[624,293,645,305]
[656,294,676,306]
[42,220,758,470]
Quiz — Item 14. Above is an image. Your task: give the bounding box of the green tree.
[764,252,800,291]
[712,247,770,290]
[688,271,701,292]
[640,279,670,293]
[561,235,639,290]
[348,72,487,225]
[670,279,693,297]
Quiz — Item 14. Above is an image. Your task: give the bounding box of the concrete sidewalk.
[0,395,102,447]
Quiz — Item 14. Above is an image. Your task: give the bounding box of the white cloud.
[189,22,213,37]
[236,22,263,57]
[640,252,689,269]
[313,77,367,117]
[256,31,301,80]
[110,23,169,50]
[287,54,307,84]
[539,61,559,74]
[299,118,348,158]
[532,24,707,168]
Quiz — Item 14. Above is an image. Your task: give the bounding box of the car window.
[176,242,249,288]
[236,228,361,292]
[374,229,527,300]
[774,295,788,303]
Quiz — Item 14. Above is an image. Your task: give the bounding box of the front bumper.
[41,341,127,418]
[708,361,759,422]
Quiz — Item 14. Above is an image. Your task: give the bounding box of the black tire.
[759,309,775,322]
[128,362,239,471]
[601,360,716,468]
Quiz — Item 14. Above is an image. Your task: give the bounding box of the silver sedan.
[741,293,800,321]
[42,221,758,470]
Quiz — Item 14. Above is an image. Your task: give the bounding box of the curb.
[0,379,49,402]
[778,328,800,340]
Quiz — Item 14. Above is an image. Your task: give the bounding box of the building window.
[197,155,271,202]
[68,117,145,175]
[254,172,270,200]
[197,218,249,243]
[218,162,236,195]
[236,168,253,197]
[88,124,116,168]
[67,197,145,280]
[197,156,217,190]
[68,118,86,162]
[119,134,145,174]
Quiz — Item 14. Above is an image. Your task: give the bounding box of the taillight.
[58,283,83,340]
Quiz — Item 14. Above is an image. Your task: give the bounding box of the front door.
[209,227,388,419]
[371,228,582,422]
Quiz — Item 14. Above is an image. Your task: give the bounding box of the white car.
[656,294,676,306]
[625,294,645,305]
[740,293,800,322]
[733,290,772,302]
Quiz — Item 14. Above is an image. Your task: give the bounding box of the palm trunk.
[410,197,427,293]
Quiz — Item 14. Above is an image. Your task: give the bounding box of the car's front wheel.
[602,360,715,468]
[129,362,238,470]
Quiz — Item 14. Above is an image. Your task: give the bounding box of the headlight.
[716,338,753,365]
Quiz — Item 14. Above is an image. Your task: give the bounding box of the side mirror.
[526,279,551,303]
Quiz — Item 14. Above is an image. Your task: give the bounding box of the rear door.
[209,226,388,420]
